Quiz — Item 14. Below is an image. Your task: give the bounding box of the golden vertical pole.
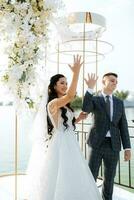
[85,12,92,23]
[95,38,98,93]
[81,23,86,151]
[57,42,60,73]
[15,111,18,200]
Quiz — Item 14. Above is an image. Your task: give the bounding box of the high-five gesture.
[84,73,98,89]
[68,55,83,74]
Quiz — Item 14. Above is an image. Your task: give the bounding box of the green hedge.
[71,96,82,110]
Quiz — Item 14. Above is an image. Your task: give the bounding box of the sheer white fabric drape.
[25,84,50,199]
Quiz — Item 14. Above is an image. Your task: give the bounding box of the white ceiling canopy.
[54,12,106,42]
[48,11,113,64]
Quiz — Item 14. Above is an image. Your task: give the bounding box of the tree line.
[71,90,129,110]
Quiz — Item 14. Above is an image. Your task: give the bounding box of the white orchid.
[0,0,61,110]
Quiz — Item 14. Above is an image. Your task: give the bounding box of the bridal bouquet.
[0,0,62,110]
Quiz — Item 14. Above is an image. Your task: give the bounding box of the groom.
[82,72,131,200]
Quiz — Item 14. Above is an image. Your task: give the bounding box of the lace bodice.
[48,107,75,132]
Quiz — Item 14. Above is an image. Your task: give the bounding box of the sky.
[0,0,134,100]
[59,0,134,94]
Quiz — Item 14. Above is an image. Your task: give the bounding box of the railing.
[75,123,134,190]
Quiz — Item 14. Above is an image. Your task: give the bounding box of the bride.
[26,55,102,200]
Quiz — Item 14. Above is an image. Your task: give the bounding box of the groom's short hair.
[103,72,118,78]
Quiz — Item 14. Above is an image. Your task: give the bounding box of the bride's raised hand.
[68,55,84,73]
[50,55,83,109]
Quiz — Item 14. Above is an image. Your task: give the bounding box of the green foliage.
[16,0,26,2]
[71,90,129,110]
[71,96,82,110]
[114,90,129,100]
[25,97,34,108]
[3,74,9,82]
[19,71,26,83]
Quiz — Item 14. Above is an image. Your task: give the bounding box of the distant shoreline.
[125,106,134,108]
[1,104,134,108]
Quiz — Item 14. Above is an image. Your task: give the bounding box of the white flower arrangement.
[0,0,62,110]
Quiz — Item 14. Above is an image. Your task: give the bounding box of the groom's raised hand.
[84,73,98,89]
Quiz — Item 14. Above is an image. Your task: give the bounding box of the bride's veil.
[25,81,50,199]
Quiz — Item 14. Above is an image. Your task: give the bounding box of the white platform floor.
[0,175,134,200]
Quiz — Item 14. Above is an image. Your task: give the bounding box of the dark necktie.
[105,95,111,118]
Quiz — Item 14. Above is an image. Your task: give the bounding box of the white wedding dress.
[26,106,102,200]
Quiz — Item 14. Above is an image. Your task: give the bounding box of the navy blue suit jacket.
[82,91,131,151]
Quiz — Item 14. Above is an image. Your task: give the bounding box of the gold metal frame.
[48,12,113,153]
[15,111,18,200]
[47,39,113,64]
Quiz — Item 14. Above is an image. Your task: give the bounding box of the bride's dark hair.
[47,74,76,135]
